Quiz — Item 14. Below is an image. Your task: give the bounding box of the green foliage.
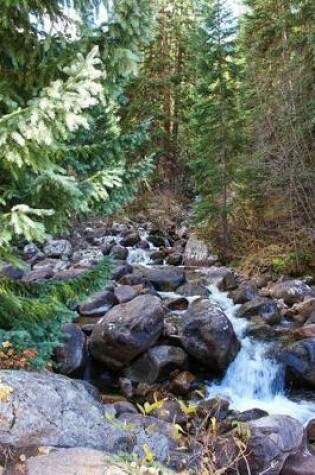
[0,257,111,368]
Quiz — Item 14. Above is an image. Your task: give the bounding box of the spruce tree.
[189,0,243,259]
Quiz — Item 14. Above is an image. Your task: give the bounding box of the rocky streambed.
[0,219,315,474]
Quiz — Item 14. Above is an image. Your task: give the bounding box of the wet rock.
[197,397,230,420]
[280,454,315,475]
[137,240,150,250]
[150,250,165,261]
[238,297,281,325]
[166,253,183,266]
[288,298,315,324]
[240,415,304,475]
[180,300,240,372]
[26,448,130,475]
[133,266,185,291]
[205,266,238,291]
[147,234,166,248]
[125,345,188,384]
[90,295,165,370]
[0,371,133,452]
[110,245,128,261]
[164,296,189,311]
[109,263,133,281]
[114,285,138,304]
[169,371,196,396]
[177,278,209,298]
[54,323,86,375]
[269,280,311,305]
[228,281,258,304]
[306,418,315,444]
[231,408,269,423]
[78,290,115,317]
[245,323,279,340]
[282,338,315,388]
[183,234,218,266]
[119,232,141,247]
[44,239,72,258]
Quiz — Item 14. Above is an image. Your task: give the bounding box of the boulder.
[147,234,166,248]
[89,295,165,370]
[137,240,150,250]
[23,243,43,262]
[22,267,54,282]
[291,324,315,340]
[166,252,183,266]
[269,280,311,305]
[44,239,72,258]
[280,454,315,475]
[54,323,86,375]
[72,248,104,265]
[125,345,188,384]
[281,338,315,387]
[119,232,141,248]
[241,415,304,475]
[110,245,128,261]
[0,264,25,280]
[25,448,129,475]
[78,290,115,317]
[164,296,189,311]
[205,266,238,291]
[114,285,138,304]
[0,371,133,452]
[109,263,132,281]
[177,278,209,298]
[180,300,240,372]
[306,418,315,444]
[228,281,258,304]
[183,234,218,266]
[238,297,281,325]
[133,266,185,291]
[197,397,230,421]
[169,371,196,396]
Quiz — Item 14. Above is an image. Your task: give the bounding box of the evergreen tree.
[189,0,244,259]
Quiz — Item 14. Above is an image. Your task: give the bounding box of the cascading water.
[206,285,315,423]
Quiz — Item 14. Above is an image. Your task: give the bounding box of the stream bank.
[0,218,315,474]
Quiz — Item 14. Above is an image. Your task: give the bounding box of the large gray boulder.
[281,338,315,388]
[241,415,304,475]
[0,371,132,452]
[53,323,86,375]
[205,266,238,291]
[269,280,311,305]
[238,297,281,325]
[132,265,185,291]
[89,294,165,370]
[78,290,115,317]
[125,345,188,384]
[25,448,129,475]
[179,300,240,372]
[183,234,218,266]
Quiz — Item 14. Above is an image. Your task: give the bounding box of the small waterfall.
[206,285,315,423]
[127,248,152,265]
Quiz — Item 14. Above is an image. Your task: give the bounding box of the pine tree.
[189,0,244,259]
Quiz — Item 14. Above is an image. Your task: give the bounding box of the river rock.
[110,245,128,261]
[238,297,281,325]
[177,278,210,298]
[183,234,218,266]
[280,454,315,475]
[0,371,133,452]
[269,280,311,305]
[166,252,183,266]
[240,415,304,475]
[291,324,315,340]
[228,281,258,304]
[89,294,165,370]
[205,266,238,291]
[288,298,315,324]
[54,323,86,375]
[22,267,54,282]
[44,239,72,258]
[25,448,129,475]
[114,285,138,304]
[169,371,196,396]
[0,264,25,280]
[72,248,104,265]
[125,345,188,384]
[78,290,115,317]
[119,232,141,247]
[197,397,230,420]
[164,296,189,311]
[109,263,132,281]
[133,266,185,291]
[281,338,315,387]
[23,243,44,262]
[147,234,166,247]
[180,300,240,372]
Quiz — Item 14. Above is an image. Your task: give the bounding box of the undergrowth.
[0,257,111,369]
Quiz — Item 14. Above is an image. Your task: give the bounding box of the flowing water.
[206,285,315,423]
